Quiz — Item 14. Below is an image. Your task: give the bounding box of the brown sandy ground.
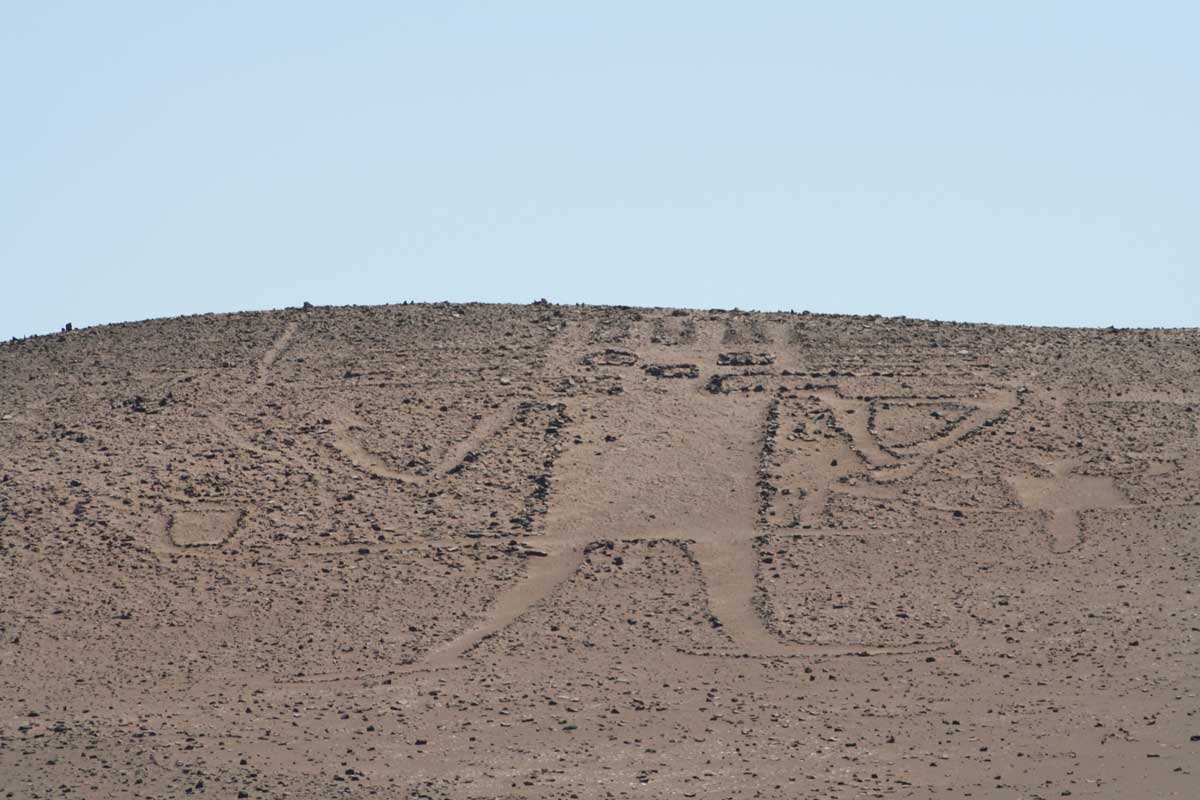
[1,303,1197,798]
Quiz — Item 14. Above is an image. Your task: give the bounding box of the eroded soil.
[1,303,1197,798]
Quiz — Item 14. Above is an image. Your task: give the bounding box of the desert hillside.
[1,303,1197,798]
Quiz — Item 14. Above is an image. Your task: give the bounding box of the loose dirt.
[1,303,1196,798]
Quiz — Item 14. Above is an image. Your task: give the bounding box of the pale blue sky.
[2,2,1197,339]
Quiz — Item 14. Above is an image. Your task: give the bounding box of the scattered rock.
[582,349,639,367]
[717,352,774,366]
[643,363,700,379]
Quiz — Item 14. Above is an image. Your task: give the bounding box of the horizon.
[7,297,1199,344]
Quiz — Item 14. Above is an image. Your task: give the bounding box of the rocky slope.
[1,303,1197,798]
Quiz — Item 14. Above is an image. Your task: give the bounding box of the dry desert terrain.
[1,303,1197,798]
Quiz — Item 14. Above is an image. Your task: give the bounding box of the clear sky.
[2,3,1197,339]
